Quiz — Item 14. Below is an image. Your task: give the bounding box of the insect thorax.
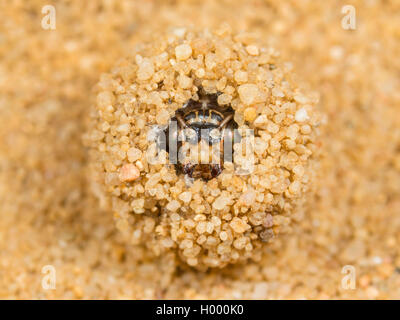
[159,90,238,181]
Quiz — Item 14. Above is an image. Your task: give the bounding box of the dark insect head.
[158,88,240,181]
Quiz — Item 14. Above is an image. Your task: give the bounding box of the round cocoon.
[87,27,322,269]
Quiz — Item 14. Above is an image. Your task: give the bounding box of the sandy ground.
[0,0,399,299]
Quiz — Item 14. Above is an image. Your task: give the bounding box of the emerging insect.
[159,88,239,181]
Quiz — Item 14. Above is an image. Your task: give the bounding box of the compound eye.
[184,128,197,143]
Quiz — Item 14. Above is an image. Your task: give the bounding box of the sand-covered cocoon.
[87,28,322,268]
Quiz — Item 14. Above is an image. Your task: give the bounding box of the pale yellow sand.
[0,0,399,299]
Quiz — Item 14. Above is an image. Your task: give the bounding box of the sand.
[0,0,399,299]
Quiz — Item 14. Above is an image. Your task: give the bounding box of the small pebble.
[246,45,259,56]
[175,44,192,60]
[230,217,250,233]
[119,164,140,182]
[213,195,230,210]
[238,84,262,105]
[234,70,248,84]
[166,200,180,211]
[127,147,142,163]
[244,107,257,122]
[179,191,192,203]
[295,108,309,122]
[137,58,154,80]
